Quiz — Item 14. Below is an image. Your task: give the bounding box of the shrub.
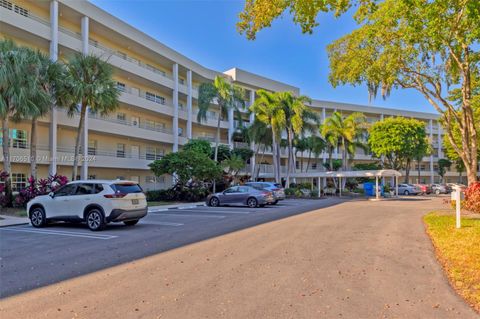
[13,174,70,208]
[145,187,209,202]
[284,188,296,196]
[464,182,480,214]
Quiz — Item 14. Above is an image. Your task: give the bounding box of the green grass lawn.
[424,212,480,313]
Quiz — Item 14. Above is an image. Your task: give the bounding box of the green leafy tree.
[232,147,254,162]
[149,150,222,188]
[197,76,245,164]
[58,53,119,180]
[322,159,342,171]
[368,117,429,182]
[250,89,285,183]
[238,0,480,185]
[183,139,212,157]
[213,144,232,163]
[304,135,326,172]
[437,158,452,183]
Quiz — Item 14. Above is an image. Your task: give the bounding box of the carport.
[259,169,402,199]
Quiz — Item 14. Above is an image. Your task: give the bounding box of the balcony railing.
[193,136,229,145]
[56,108,174,135]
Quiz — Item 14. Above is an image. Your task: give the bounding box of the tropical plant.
[294,137,309,172]
[149,150,222,189]
[250,90,285,183]
[247,119,272,179]
[276,91,318,185]
[0,40,50,205]
[321,111,367,182]
[183,139,212,157]
[464,182,480,214]
[58,53,119,180]
[197,76,246,164]
[232,147,254,162]
[222,154,246,185]
[304,135,326,172]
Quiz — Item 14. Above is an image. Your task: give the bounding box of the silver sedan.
[206,186,275,208]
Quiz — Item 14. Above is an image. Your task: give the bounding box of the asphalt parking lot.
[0,198,341,298]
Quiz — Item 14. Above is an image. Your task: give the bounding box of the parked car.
[414,184,432,194]
[398,184,422,195]
[206,185,275,208]
[244,182,285,204]
[431,183,452,195]
[27,180,148,231]
[446,183,466,190]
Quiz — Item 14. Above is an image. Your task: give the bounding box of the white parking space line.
[150,213,225,219]
[176,209,253,214]
[140,221,184,226]
[0,227,117,240]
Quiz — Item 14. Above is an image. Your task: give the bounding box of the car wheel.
[124,220,139,226]
[272,200,279,205]
[209,197,220,207]
[403,190,410,195]
[247,197,258,208]
[30,207,46,228]
[435,189,440,195]
[86,208,106,231]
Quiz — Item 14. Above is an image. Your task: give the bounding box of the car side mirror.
[49,192,55,198]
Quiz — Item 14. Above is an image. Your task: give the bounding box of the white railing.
[57,108,174,135]
[193,136,229,145]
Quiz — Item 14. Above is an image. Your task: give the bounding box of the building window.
[11,173,26,192]
[179,78,185,85]
[146,92,165,105]
[88,140,97,155]
[117,143,125,158]
[116,176,125,180]
[145,176,156,183]
[10,129,28,148]
[146,146,163,160]
[178,127,183,136]
[116,82,126,92]
[117,113,126,123]
[311,162,317,170]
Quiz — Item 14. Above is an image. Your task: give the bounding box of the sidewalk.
[148,201,206,212]
[0,215,29,227]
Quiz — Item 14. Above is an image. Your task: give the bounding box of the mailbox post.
[451,186,464,229]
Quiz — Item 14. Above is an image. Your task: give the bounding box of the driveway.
[0,197,477,318]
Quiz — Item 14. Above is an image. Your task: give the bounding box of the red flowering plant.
[0,171,9,207]
[14,174,70,208]
[464,182,480,214]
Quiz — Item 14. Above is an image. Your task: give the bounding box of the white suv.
[27,180,148,231]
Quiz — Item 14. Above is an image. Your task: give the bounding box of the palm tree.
[58,53,119,180]
[321,111,367,172]
[250,90,285,183]
[294,137,309,172]
[0,40,49,205]
[197,76,245,164]
[277,92,318,186]
[29,50,64,179]
[305,136,326,172]
[248,119,272,180]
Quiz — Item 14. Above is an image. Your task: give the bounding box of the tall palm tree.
[321,111,367,172]
[277,92,318,186]
[0,40,49,205]
[294,137,309,173]
[247,119,272,180]
[305,135,326,172]
[58,53,119,180]
[250,90,285,183]
[29,50,64,179]
[197,76,245,164]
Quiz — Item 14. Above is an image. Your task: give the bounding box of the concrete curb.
[148,203,206,213]
[0,215,30,228]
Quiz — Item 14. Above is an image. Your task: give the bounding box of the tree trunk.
[30,118,38,179]
[417,159,421,183]
[466,160,478,185]
[255,146,266,180]
[211,113,223,193]
[1,116,13,206]
[271,133,279,183]
[286,129,293,187]
[72,103,87,181]
[306,149,311,173]
[404,158,411,183]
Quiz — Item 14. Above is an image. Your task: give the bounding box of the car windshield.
[110,183,143,194]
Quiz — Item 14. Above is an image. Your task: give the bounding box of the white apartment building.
[0,0,470,191]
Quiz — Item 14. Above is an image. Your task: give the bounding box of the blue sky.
[90,0,435,114]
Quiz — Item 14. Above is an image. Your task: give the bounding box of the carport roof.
[259,169,402,179]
